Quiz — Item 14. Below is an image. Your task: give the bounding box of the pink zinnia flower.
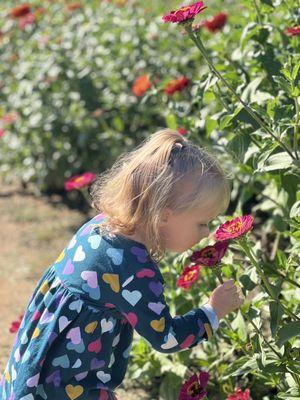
[179,370,210,400]
[226,387,251,400]
[131,75,152,97]
[177,265,201,290]
[285,26,300,36]
[64,172,96,191]
[18,12,36,29]
[9,314,24,334]
[190,240,229,266]
[2,112,19,125]
[0,129,5,138]
[162,1,207,24]
[204,12,228,32]
[177,127,188,135]
[164,76,189,95]
[215,215,254,241]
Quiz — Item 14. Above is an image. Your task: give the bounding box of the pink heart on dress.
[81,271,98,288]
[66,327,81,344]
[123,312,138,328]
[26,373,40,388]
[88,338,102,353]
[99,389,109,400]
[31,310,41,321]
[180,334,195,349]
[136,269,155,278]
[63,259,74,275]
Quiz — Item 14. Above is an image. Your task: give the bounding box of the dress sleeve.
[109,267,215,354]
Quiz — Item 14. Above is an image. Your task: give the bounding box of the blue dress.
[0,213,216,400]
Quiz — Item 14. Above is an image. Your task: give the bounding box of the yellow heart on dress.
[150,317,165,332]
[204,323,212,339]
[32,327,40,339]
[85,321,98,334]
[40,280,49,295]
[5,370,10,383]
[55,249,65,263]
[102,273,120,293]
[65,384,84,400]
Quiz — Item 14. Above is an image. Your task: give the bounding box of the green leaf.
[290,201,300,218]
[205,117,218,135]
[269,300,284,337]
[158,372,183,400]
[226,132,251,163]
[258,152,293,172]
[165,113,177,130]
[276,321,300,347]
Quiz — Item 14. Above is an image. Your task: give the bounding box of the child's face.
[160,203,217,253]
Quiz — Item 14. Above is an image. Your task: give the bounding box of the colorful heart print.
[121,289,142,306]
[106,248,124,265]
[130,246,148,263]
[73,246,86,262]
[102,273,120,293]
[88,235,101,250]
[65,384,84,400]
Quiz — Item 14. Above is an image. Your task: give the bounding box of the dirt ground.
[0,181,150,400]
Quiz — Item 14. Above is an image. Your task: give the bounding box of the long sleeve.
[110,265,214,354]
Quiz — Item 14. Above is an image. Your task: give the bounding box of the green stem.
[294,96,299,159]
[184,25,297,161]
[253,0,263,24]
[238,237,300,321]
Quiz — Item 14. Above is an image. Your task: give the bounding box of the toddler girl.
[0,129,244,400]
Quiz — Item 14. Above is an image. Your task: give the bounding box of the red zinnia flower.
[162,1,207,24]
[10,4,31,18]
[18,12,36,29]
[177,265,201,290]
[285,26,300,36]
[64,172,96,191]
[190,240,229,266]
[164,76,189,95]
[9,314,24,334]
[204,12,228,32]
[179,370,210,400]
[66,2,82,12]
[215,215,254,241]
[177,127,188,135]
[131,75,152,97]
[226,387,251,400]
[2,112,19,125]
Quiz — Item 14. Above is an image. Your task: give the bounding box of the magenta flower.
[226,387,251,400]
[64,172,96,191]
[285,26,300,36]
[162,1,207,24]
[215,215,254,241]
[179,370,210,400]
[190,240,229,266]
[176,265,201,290]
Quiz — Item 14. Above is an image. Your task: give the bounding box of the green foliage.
[0,0,299,399]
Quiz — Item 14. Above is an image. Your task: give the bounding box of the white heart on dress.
[73,245,86,262]
[97,371,111,383]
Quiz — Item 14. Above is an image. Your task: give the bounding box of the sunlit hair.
[89,129,231,262]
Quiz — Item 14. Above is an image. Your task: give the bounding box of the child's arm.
[111,269,218,353]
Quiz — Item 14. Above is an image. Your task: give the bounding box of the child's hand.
[208,279,244,320]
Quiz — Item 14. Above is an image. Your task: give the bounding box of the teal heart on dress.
[52,354,70,368]
[69,299,83,313]
[36,384,47,400]
[88,235,101,250]
[106,248,124,265]
[121,289,142,306]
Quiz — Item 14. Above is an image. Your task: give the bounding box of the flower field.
[0,0,299,399]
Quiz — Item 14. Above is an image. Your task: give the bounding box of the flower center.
[187,382,201,396]
[201,248,216,258]
[184,271,196,281]
[74,176,85,183]
[227,221,242,233]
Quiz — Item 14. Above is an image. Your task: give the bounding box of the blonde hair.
[89,129,231,262]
